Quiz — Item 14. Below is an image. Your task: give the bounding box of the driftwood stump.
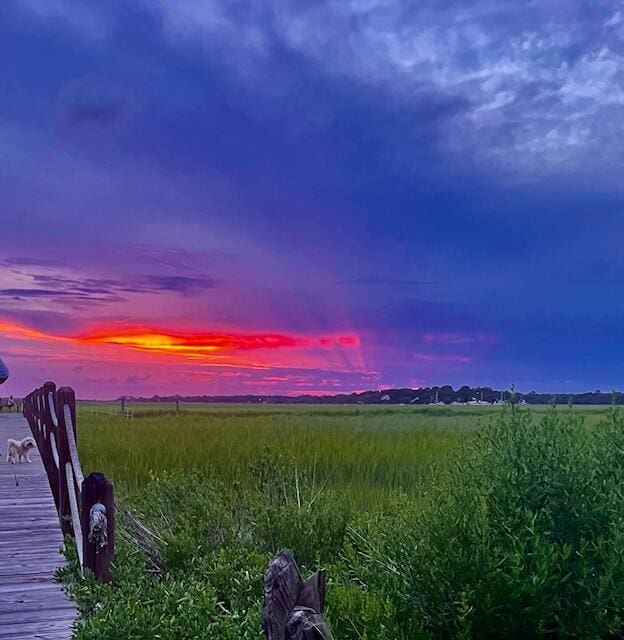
[263,550,334,640]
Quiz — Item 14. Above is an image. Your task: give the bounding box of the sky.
[1,0,624,399]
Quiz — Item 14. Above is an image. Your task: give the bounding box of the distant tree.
[457,385,472,402]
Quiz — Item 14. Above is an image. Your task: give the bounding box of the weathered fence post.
[120,397,125,415]
[82,472,115,582]
[56,387,76,536]
[175,398,180,415]
[263,550,334,639]
[41,381,59,510]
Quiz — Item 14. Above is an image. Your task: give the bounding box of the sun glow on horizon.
[77,326,360,356]
[0,318,361,361]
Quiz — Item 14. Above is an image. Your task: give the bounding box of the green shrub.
[348,405,624,638]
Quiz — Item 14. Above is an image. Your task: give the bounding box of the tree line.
[122,386,624,405]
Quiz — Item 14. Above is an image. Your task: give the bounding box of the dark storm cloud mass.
[1,0,623,395]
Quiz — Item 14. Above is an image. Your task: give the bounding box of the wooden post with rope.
[82,472,115,582]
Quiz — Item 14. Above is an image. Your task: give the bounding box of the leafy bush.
[348,405,624,638]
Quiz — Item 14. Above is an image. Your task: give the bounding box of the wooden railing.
[23,381,114,581]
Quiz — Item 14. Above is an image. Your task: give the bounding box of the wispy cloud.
[1,257,64,268]
[15,0,113,41]
[63,97,130,126]
[0,287,115,300]
[0,269,219,306]
[143,0,624,176]
[423,331,497,345]
[138,275,219,295]
[413,352,473,364]
[339,276,437,287]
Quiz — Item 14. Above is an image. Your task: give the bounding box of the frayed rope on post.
[88,502,108,551]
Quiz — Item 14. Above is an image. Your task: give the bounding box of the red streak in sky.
[0,319,360,359]
[0,320,69,343]
[77,326,360,356]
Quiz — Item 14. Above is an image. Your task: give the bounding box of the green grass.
[63,402,624,639]
[77,403,475,505]
[76,402,613,503]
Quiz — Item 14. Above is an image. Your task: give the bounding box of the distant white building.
[381,394,391,401]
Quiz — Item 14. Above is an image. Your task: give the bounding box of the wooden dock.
[0,412,76,639]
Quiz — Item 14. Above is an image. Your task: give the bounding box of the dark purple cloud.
[23,273,218,298]
[1,257,64,268]
[0,288,79,298]
[137,275,219,295]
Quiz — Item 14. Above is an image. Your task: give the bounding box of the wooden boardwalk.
[0,413,76,639]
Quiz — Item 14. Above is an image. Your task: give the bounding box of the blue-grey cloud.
[0,272,219,306]
[0,288,80,298]
[63,97,129,126]
[1,257,64,268]
[13,0,112,40]
[138,275,219,295]
[339,277,438,287]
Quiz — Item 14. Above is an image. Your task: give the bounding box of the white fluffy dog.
[6,436,36,464]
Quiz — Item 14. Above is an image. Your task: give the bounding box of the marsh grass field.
[77,403,481,502]
[76,402,610,497]
[65,402,624,639]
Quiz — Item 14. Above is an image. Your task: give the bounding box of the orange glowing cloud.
[0,319,360,362]
[0,320,70,343]
[77,326,360,356]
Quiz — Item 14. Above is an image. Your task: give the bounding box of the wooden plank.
[0,600,76,615]
[0,585,72,601]
[0,620,75,639]
[0,414,76,639]
[0,537,64,551]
